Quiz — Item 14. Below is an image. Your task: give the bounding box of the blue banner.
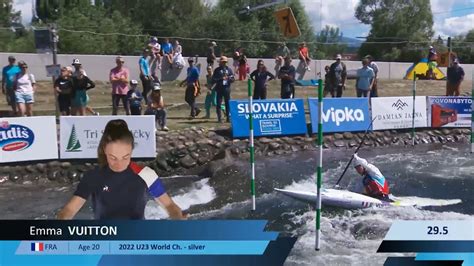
[229,99,307,138]
[308,98,371,133]
[427,96,472,128]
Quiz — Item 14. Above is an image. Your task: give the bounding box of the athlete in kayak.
[57,119,186,220]
[353,153,391,202]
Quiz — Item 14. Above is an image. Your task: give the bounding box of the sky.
[13,0,474,39]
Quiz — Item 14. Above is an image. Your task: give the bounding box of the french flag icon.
[31,242,44,252]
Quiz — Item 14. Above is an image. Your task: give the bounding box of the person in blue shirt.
[212,56,234,123]
[57,119,186,220]
[180,57,201,119]
[355,58,375,97]
[126,79,144,115]
[139,49,152,104]
[161,38,174,68]
[2,56,21,115]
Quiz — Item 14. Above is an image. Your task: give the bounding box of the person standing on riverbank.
[250,61,275,100]
[180,57,201,119]
[329,54,347,98]
[2,55,21,116]
[446,58,464,96]
[355,58,374,98]
[13,61,36,117]
[54,67,73,115]
[212,56,234,123]
[278,56,296,99]
[110,56,130,115]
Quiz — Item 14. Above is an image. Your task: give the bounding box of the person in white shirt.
[13,61,36,116]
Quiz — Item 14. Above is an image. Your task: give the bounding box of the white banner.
[1,116,58,163]
[60,116,156,159]
[372,96,428,130]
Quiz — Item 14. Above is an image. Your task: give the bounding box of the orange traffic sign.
[274,7,301,38]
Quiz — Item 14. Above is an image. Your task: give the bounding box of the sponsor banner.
[229,99,307,138]
[308,97,371,133]
[0,116,58,163]
[372,97,428,130]
[427,96,472,128]
[60,116,156,159]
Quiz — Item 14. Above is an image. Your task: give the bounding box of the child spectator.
[72,68,95,115]
[323,65,332,97]
[145,84,169,131]
[126,79,143,115]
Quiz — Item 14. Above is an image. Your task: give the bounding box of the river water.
[0,143,472,265]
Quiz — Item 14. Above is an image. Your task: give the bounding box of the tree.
[56,5,143,54]
[35,0,91,23]
[200,0,317,58]
[453,29,474,64]
[316,25,347,59]
[355,0,434,62]
[0,0,34,52]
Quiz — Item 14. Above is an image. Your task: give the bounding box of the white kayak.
[274,188,462,209]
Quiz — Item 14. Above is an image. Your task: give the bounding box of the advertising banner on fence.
[60,116,156,159]
[1,116,58,163]
[371,96,428,130]
[229,99,307,138]
[308,97,371,133]
[427,96,472,127]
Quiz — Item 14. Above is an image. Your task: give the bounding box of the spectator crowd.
[1,39,466,130]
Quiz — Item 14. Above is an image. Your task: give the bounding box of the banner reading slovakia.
[427,96,472,128]
[1,116,58,163]
[371,96,428,130]
[308,98,371,133]
[229,99,307,138]
[60,116,156,159]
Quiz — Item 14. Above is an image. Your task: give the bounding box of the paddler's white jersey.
[353,154,386,187]
[353,154,383,178]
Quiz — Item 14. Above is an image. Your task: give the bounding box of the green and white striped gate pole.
[471,71,473,153]
[412,71,417,146]
[316,78,323,250]
[248,79,256,210]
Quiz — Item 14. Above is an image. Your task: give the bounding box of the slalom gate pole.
[315,78,323,251]
[412,71,417,146]
[471,71,473,153]
[248,78,256,211]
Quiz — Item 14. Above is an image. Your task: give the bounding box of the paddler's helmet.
[353,155,367,168]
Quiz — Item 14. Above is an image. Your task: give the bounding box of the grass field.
[1,78,472,130]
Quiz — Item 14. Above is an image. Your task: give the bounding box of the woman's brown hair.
[97,119,134,168]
